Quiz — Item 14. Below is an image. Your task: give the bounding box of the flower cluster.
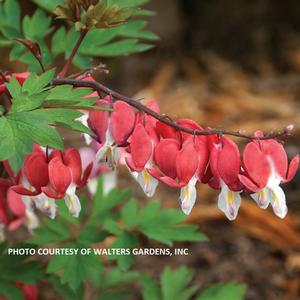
[0,145,92,239]
[0,73,298,224]
[86,97,299,220]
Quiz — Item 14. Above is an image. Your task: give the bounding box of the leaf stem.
[52,78,293,141]
[58,29,88,78]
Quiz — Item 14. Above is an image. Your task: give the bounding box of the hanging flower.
[148,135,206,214]
[239,133,299,218]
[12,147,57,219]
[42,148,93,217]
[88,99,135,168]
[13,147,92,218]
[125,100,160,197]
[208,136,243,220]
[0,178,39,234]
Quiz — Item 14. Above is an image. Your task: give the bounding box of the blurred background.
[3,0,300,299]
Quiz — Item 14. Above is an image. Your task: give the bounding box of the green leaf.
[115,20,159,40]
[140,274,161,300]
[0,282,23,300]
[81,38,154,57]
[51,26,67,55]
[101,269,138,289]
[134,9,156,17]
[104,219,123,236]
[137,201,207,246]
[161,267,197,300]
[0,3,54,69]
[196,282,247,300]
[0,244,42,287]
[4,261,43,285]
[6,77,22,98]
[32,0,64,12]
[47,243,103,291]
[88,180,131,226]
[108,232,138,271]
[46,85,95,101]
[121,199,138,229]
[51,275,84,300]
[26,108,91,134]
[44,218,70,237]
[48,3,157,68]
[0,116,32,171]
[77,227,109,244]
[22,69,55,95]
[0,0,21,39]
[7,112,64,149]
[22,9,53,40]
[7,71,54,113]
[27,217,70,245]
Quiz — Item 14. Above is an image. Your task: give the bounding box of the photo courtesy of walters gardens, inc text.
[7,247,189,257]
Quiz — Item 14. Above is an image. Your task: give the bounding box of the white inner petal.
[64,184,81,218]
[179,177,197,215]
[137,170,158,197]
[269,185,287,219]
[218,183,241,221]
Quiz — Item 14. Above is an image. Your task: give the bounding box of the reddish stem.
[58,29,88,78]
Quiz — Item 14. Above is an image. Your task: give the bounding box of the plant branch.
[52,78,294,140]
[58,29,88,78]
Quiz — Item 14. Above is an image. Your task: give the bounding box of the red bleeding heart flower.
[0,177,39,237]
[125,100,160,197]
[11,146,57,219]
[208,136,243,220]
[13,147,92,219]
[148,134,207,214]
[41,148,93,217]
[239,132,299,218]
[0,180,26,232]
[89,99,135,168]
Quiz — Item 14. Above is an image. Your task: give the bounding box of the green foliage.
[137,201,207,246]
[196,282,247,300]
[51,22,157,68]
[141,267,246,300]
[0,176,246,299]
[47,242,103,291]
[50,275,85,300]
[0,0,157,70]
[22,180,207,292]
[141,267,197,300]
[0,70,106,170]
[27,217,71,245]
[0,0,54,71]
[0,243,42,300]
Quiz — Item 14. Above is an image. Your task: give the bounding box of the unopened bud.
[284,124,294,136]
